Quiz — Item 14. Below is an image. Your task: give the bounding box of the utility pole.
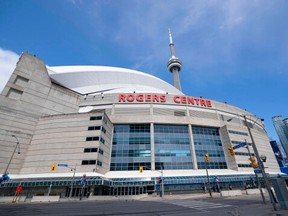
[243,116,277,211]
[3,135,20,176]
[205,153,212,197]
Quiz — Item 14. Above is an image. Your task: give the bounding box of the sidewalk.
[2,190,288,214]
[142,192,288,216]
[141,191,221,201]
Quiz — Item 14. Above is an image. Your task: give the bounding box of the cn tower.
[167,29,182,92]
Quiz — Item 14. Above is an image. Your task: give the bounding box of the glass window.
[84,148,98,153]
[86,136,99,141]
[235,152,254,156]
[110,124,151,171]
[88,126,101,131]
[91,148,98,152]
[102,126,107,133]
[97,160,102,166]
[100,137,105,144]
[154,124,192,170]
[238,164,252,168]
[192,126,227,169]
[228,130,248,136]
[90,116,103,121]
[82,160,96,165]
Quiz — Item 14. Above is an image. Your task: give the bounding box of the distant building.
[283,118,288,137]
[270,140,285,168]
[272,116,288,155]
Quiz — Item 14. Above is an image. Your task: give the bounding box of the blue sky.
[0,0,287,141]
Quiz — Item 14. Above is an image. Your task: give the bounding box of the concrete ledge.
[0,196,26,203]
[88,196,118,201]
[246,188,265,195]
[118,193,148,200]
[31,195,60,202]
[88,194,148,201]
[220,190,242,197]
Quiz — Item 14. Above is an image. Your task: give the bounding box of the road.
[0,194,287,216]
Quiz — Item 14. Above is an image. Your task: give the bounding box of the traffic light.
[51,163,57,171]
[205,153,210,162]
[228,146,235,156]
[157,177,162,184]
[249,157,258,168]
[139,166,143,173]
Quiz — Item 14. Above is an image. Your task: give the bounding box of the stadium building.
[0,35,280,197]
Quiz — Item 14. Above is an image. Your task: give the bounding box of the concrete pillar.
[188,124,198,169]
[150,123,155,170]
[90,186,95,196]
[172,68,182,92]
[112,103,115,115]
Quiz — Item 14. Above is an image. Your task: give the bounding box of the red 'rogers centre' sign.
[118,94,212,108]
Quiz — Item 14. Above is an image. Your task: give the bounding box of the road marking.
[164,199,231,212]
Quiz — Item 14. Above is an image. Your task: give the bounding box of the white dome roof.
[47,66,183,95]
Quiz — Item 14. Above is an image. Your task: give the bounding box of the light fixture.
[260,155,267,162]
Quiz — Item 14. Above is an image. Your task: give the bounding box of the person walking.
[12,183,23,203]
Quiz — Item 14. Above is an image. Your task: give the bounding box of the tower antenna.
[167,29,182,92]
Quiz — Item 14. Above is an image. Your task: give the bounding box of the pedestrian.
[229,184,232,190]
[202,185,207,193]
[12,183,23,203]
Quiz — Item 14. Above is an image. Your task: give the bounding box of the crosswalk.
[164,199,231,212]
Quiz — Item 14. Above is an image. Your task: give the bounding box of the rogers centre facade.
[0,52,279,197]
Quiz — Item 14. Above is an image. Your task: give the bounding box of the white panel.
[49,66,183,95]
[7,88,23,100]
[189,110,218,120]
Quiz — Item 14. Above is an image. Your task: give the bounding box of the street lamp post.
[69,164,77,199]
[143,165,164,198]
[229,115,277,211]
[205,160,212,197]
[154,167,164,197]
[245,139,265,204]
[3,135,20,176]
[160,166,164,197]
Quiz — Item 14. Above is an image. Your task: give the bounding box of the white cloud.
[0,48,19,93]
[72,0,286,76]
[66,0,82,6]
[86,1,251,68]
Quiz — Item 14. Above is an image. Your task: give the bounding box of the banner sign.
[118,94,212,108]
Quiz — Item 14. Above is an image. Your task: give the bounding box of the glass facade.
[154,124,192,170]
[110,124,227,170]
[110,124,151,171]
[272,115,288,155]
[192,126,227,169]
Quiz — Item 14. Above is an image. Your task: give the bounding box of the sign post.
[232,142,247,150]
[57,164,68,167]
